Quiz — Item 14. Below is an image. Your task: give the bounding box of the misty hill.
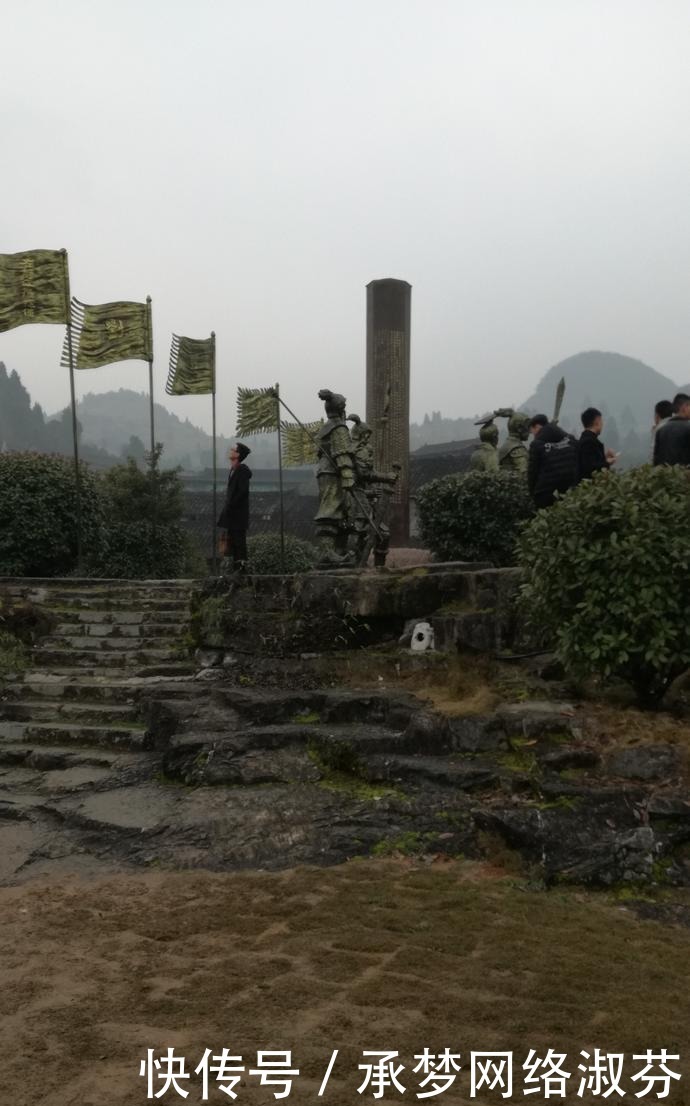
[0,363,115,467]
[50,389,280,469]
[520,351,677,433]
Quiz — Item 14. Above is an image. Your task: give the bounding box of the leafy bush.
[86,445,197,579]
[416,470,535,566]
[247,532,318,574]
[0,451,103,576]
[519,465,690,706]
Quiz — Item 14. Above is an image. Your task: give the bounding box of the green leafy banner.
[166,334,215,395]
[62,297,152,369]
[282,421,322,466]
[236,386,279,435]
[0,249,68,333]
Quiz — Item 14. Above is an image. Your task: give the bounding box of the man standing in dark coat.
[653,393,690,466]
[578,407,617,480]
[527,414,579,509]
[217,442,252,571]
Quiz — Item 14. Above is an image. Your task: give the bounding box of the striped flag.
[166,333,215,395]
[0,249,68,332]
[62,297,152,369]
[236,386,279,435]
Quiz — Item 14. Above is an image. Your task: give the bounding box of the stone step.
[0,719,150,752]
[1,577,198,588]
[22,662,197,679]
[0,700,140,725]
[43,635,183,651]
[44,595,191,612]
[50,608,188,626]
[54,622,186,638]
[32,647,184,668]
[211,687,419,728]
[0,742,124,770]
[5,675,200,703]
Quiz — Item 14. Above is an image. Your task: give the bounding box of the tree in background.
[91,445,204,578]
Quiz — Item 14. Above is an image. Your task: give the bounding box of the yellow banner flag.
[282,421,322,466]
[0,249,68,332]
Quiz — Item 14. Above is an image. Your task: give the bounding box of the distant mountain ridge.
[520,350,678,432]
[49,389,279,469]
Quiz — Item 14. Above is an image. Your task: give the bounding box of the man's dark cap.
[236,442,251,462]
[530,413,549,428]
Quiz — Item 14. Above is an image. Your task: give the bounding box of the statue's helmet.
[348,414,372,440]
[479,423,499,446]
[318,389,346,416]
[507,411,531,440]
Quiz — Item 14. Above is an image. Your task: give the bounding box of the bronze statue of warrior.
[497,409,531,475]
[470,419,499,472]
[314,389,356,563]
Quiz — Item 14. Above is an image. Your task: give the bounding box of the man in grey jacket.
[653,394,690,467]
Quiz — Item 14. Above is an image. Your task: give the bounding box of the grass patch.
[292,710,321,724]
[371,831,444,856]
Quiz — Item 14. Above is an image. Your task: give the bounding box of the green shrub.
[518,465,690,706]
[87,445,195,579]
[416,470,535,566]
[247,532,318,574]
[0,451,103,576]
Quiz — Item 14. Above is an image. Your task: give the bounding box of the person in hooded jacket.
[217,442,252,571]
[527,414,579,509]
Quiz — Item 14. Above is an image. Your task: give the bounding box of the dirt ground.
[2,859,689,1106]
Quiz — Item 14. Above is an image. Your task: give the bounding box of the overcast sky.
[3,0,690,434]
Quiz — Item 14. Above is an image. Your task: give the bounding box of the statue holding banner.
[314,389,357,565]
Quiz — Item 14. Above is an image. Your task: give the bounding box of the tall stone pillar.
[366,278,411,543]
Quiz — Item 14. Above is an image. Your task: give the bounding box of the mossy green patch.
[372,831,442,857]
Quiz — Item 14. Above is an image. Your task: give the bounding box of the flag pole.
[146,296,155,455]
[61,249,83,569]
[275,382,285,573]
[211,331,218,576]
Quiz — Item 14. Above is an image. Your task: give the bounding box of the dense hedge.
[247,532,318,574]
[416,470,535,566]
[0,451,103,576]
[0,448,203,579]
[519,465,690,705]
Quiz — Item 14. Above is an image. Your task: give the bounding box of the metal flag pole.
[61,249,83,568]
[275,382,286,573]
[211,332,218,575]
[146,296,155,455]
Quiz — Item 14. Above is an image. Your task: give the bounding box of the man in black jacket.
[217,442,252,571]
[653,393,690,467]
[527,414,579,509]
[578,407,617,480]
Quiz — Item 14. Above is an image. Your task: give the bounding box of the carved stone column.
[366,278,411,544]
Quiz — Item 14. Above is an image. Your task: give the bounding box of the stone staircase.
[0,580,197,843]
[1,576,685,890]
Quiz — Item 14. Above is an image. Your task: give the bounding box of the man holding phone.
[578,407,618,480]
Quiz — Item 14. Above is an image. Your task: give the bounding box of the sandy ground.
[2,859,689,1106]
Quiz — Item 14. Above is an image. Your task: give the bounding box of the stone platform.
[195,561,522,657]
